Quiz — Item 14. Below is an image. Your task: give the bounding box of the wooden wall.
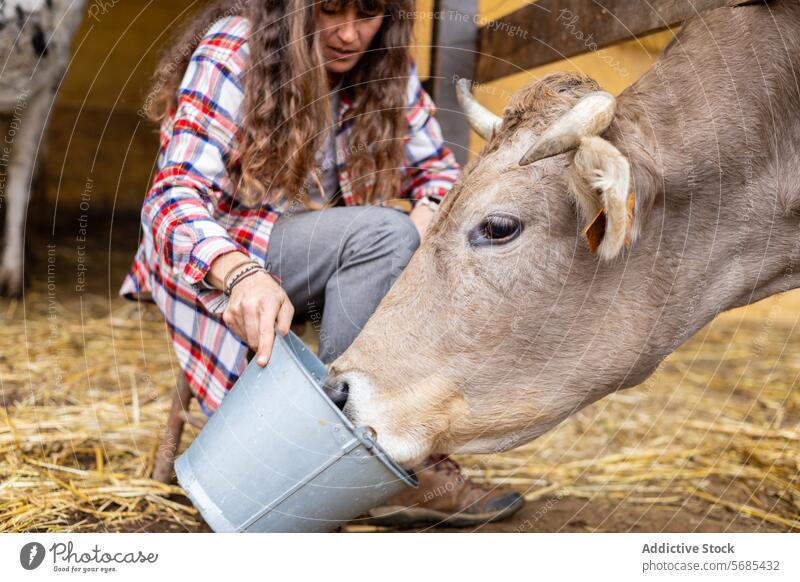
[50,1,214,215]
[470,0,675,152]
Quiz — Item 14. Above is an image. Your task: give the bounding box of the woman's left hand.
[409,204,436,242]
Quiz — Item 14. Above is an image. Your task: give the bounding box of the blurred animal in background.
[0,0,87,296]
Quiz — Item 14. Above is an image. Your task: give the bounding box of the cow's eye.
[468,213,523,247]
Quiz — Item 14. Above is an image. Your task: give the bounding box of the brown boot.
[361,454,524,528]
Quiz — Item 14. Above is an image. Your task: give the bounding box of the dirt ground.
[0,212,797,533]
[70,492,787,533]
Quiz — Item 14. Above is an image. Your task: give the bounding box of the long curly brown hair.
[145,0,414,207]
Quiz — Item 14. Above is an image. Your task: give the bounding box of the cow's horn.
[519,91,617,166]
[456,78,502,141]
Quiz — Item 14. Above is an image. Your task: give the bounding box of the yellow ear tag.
[624,191,636,247]
[582,191,636,255]
[583,207,606,255]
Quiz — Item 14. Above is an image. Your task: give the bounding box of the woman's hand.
[409,204,436,242]
[206,252,294,367]
[223,269,295,367]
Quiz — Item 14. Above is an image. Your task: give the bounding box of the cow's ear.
[567,136,634,260]
[581,193,636,254]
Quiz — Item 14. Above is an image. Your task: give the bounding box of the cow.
[325,0,800,467]
[0,0,86,296]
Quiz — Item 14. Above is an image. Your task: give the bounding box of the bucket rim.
[277,330,418,489]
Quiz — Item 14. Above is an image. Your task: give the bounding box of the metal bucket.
[174,330,417,532]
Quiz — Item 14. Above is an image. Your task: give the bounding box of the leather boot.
[361,454,524,528]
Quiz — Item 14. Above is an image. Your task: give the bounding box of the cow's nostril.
[324,376,349,410]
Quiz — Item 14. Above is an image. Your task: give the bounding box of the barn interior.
[0,0,797,532]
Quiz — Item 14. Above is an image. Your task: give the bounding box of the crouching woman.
[120,0,523,527]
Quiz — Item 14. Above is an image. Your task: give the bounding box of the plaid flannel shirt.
[119,15,461,414]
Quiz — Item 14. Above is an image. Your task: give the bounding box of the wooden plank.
[420,0,442,97]
[476,0,769,83]
[427,0,479,166]
[59,0,215,113]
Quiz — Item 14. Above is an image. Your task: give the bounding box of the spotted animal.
[0,0,86,296]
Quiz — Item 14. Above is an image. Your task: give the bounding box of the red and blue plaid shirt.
[119,16,461,414]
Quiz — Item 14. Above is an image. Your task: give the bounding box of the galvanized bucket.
[174,330,418,532]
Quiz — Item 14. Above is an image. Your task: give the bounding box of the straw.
[1,285,798,532]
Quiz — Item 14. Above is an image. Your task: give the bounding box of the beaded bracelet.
[223,258,261,290]
[225,267,268,297]
[224,264,268,296]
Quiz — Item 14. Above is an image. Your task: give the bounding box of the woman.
[120,0,523,527]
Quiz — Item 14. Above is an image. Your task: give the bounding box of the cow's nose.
[323,375,349,410]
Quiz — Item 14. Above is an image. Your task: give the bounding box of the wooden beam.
[476,0,769,83]
[421,0,442,99]
[427,0,479,166]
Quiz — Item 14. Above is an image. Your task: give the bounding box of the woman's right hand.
[222,268,295,367]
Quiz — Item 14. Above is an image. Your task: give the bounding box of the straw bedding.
[1,286,797,532]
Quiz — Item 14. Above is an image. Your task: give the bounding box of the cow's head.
[327,73,664,467]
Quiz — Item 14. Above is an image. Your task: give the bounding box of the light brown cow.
[326,0,800,467]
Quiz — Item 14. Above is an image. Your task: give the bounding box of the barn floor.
[0,212,797,533]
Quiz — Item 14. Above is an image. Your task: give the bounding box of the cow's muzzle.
[323,374,350,411]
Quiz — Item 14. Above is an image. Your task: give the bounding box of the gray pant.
[264,206,421,364]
